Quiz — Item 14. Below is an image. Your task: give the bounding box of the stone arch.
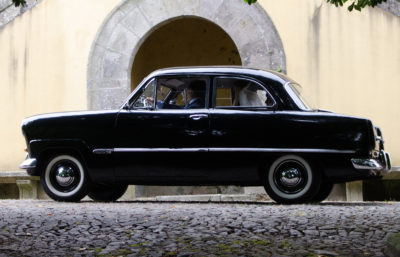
[130,16,242,89]
[87,0,286,110]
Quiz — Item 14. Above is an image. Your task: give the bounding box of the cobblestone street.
[0,200,399,256]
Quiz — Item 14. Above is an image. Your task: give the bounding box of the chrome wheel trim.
[276,167,303,188]
[268,155,312,199]
[55,165,76,187]
[45,155,85,197]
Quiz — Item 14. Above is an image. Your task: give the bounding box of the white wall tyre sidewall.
[268,155,313,200]
[44,155,85,198]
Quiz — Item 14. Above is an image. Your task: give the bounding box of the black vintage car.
[20,67,391,203]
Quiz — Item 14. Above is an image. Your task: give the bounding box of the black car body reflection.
[20,67,391,203]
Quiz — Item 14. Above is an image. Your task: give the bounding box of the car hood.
[21,110,119,143]
[22,110,118,125]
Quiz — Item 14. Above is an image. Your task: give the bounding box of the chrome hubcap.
[49,159,81,193]
[273,160,308,194]
[278,167,302,187]
[55,166,75,187]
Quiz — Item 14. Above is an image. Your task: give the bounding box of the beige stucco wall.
[0,0,399,171]
[259,0,400,165]
[0,0,118,170]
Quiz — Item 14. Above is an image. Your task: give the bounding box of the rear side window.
[214,77,276,109]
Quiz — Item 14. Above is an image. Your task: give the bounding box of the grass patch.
[278,241,291,250]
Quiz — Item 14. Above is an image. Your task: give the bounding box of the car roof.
[147,66,293,85]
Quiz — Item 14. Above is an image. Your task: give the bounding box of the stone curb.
[132,193,271,203]
[385,233,400,257]
[128,195,373,205]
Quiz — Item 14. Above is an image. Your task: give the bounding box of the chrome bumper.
[352,126,392,172]
[351,151,391,172]
[19,158,37,170]
[352,158,383,170]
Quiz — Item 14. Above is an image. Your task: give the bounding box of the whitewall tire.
[264,155,321,204]
[41,155,90,202]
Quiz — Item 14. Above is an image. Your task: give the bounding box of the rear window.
[284,83,312,111]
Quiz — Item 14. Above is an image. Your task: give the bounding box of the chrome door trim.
[209,148,355,154]
[113,148,208,152]
[93,149,114,155]
[95,147,355,154]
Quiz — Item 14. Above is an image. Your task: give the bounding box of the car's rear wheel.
[88,184,128,202]
[41,154,90,202]
[309,181,334,203]
[264,155,321,204]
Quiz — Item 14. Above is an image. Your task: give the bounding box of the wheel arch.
[29,139,91,176]
[258,153,326,182]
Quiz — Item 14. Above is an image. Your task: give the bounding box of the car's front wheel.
[41,154,90,202]
[88,184,128,202]
[264,155,321,204]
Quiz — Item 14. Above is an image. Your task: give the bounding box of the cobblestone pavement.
[0,200,399,257]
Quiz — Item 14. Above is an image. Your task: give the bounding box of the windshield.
[284,82,312,111]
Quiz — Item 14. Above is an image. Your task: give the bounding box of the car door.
[208,76,278,183]
[113,76,210,181]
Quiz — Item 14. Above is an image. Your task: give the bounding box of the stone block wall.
[0,0,42,28]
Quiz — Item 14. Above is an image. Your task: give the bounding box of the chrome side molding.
[113,148,208,153]
[93,149,114,155]
[209,148,355,154]
[96,147,355,154]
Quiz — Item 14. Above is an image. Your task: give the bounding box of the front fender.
[27,139,91,175]
[28,139,114,183]
[29,139,91,157]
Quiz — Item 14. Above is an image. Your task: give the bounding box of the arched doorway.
[87,0,286,110]
[87,0,286,197]
[131,17,241,90]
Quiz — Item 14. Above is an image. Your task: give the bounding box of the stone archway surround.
[87,0,286,110]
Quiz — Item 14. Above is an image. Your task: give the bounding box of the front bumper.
[19,158,37,170]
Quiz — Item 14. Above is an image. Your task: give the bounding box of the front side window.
[155,77,208,110]
[131,77,208,110]
[214,77,276,109]
[132,79,155,109]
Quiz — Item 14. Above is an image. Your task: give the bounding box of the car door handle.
[189,114,208,121]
